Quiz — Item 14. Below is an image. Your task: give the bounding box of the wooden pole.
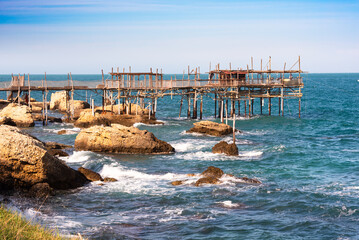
[233,112,236,143]
[70,72,74,120]
[221,100,224,123]
[214,93,217,118]
[27,73,31,108]
[238,100,240,116]
[244,100,247,117]
[179,96,183,118]
[193,91,197,119]
[251,99,254,116]
[102,69,105,114]
[225,100,228,125]
[260,97,263,115]
[187,93,191,119]
[299,98,301,118]
[268,97,271,115]
[200,94,203,120]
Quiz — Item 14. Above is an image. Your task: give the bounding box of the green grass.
[0,205,64,240]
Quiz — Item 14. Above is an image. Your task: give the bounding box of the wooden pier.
[0,57,304,122]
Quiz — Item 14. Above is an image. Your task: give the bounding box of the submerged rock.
[78,167,104,182]
[44,142,72,157]
[0,125,89,192]
[187,121,233,136]
[103,177,118,182]
[212,141,238,156]
[74,124,175,154]
[171,166,261,187]
[0,103,35,127]
[195,176,220,186]
[201,166,224,178]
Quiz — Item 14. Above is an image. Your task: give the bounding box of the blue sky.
[0,0,358,73]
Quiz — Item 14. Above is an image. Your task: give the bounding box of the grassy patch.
[0,205,64,240]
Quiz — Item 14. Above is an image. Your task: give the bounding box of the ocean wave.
[62,151,93,163]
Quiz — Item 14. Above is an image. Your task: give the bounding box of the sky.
[0,0,358,74]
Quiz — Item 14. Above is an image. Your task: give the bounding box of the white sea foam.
[170,139,215,153]
[217,200,244,209]
[339,206,358,217]
[98,163,193,195]
[63,151,92,163]
[238,150,263,158]
[43,127,81,135]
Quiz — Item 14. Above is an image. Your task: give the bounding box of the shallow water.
[1,73,359,239]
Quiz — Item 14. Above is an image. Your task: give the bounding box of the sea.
[0,73,358,239]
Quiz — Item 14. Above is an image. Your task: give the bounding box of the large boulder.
[75,124,175,154]
[74,109,162,128]
[0,125,88,191]
[187,121,233,136]
[0,103,35,127]
[50,91,89,112]
[212,141,238,156]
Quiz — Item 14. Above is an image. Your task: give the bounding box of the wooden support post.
[221,100,224,123]
[27,74,31,108]
[249,98,252,117]
[200,94,203,120]
[42,90,45,125]
[299,98,301,118]
[187,93,191,119]
[278,97,281,115]
[214,93,217,118]
[70,72,74,120]
[268,97,271,115]
[102,69,105,114]
[92,99,95,116]
[193,91,197,119]
[260,97,263,115]
[233,112,236,144]
[238,100,240,116]
[281,88,284,116]
[225,100,228,125]
[251,99,254,116]
[179,97,183,118]
[244,99,247,117]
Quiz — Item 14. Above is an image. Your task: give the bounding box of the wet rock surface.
[78,167,104,182]
[212,141,239,156]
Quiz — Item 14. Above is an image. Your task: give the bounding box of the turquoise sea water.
[1,73,359,239]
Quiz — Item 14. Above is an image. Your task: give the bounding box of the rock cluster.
[75,124,175,154]
[212,141,238,156]
[0,125,88,195]
[0,103,35,127]
[171,166,261,187]
[187,121,233,136]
